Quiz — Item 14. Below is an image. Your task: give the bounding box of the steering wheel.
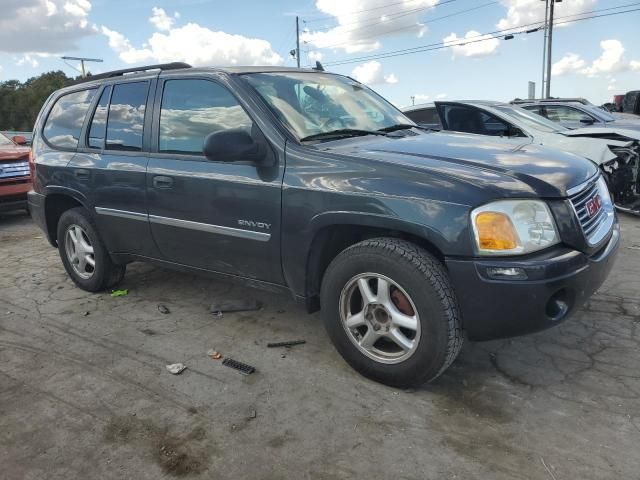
[320,116,347,130]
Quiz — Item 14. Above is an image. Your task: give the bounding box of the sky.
[1,0,639,107]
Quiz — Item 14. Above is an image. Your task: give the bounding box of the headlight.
[471,200,560,255]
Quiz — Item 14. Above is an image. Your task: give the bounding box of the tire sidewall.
[321,245,454,387]
[57,208,110,292]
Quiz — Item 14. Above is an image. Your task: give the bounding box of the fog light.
[486,267,528,280]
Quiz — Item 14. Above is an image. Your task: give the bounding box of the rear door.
[145,74,284,283]
[71,79,160,257]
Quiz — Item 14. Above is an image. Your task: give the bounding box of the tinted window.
[159,79,252,154]
[43,89,97,148]
[106,82,148,151]
[442,105,509,136]
[87,86,111,149]
[405,108,442,127]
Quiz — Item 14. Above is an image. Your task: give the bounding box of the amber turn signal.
[475,212,518,250]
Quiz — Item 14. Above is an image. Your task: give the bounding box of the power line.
[306,0,457,33]
[303,0,452,24]
[314,1,498,51]
[322,5,640,67]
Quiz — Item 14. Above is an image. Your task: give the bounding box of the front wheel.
[320,238,463,387]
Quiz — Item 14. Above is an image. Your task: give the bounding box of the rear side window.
[87,86,111,149]
[43,89,97,148]
[106,82,149,151]
[159,79,252,154]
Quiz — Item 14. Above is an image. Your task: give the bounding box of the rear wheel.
[57,207,125,292]
[320,238,463,387]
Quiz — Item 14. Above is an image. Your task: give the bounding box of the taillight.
[28,149,35,178]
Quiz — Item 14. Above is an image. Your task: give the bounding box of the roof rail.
[70,62,192,84]
[511,97,592,105]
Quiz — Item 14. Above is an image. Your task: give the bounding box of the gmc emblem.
[585,194,602,218]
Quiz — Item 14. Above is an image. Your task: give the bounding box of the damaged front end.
[603,143,640,215]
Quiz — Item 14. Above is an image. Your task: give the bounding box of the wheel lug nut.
[373,324,381,331]
[365,313,372,320]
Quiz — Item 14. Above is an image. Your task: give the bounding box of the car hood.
[320,131,597,198]
[0,144,30,161]
[549,127,639,164]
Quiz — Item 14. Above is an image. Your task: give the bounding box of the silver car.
[403,101,640,215]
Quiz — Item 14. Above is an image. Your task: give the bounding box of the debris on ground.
[166,363,187,375]
[209,299,262,315]
[157,304,170,314]
[248,409,257,420]
[207,349,222,360]
[83,311,90,316]
[267,340,306,348]
[111,289,129,297]
[222,358,256,375]
[211,311,223,319]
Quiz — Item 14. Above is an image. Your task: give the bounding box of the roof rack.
[70,62,192,84]
[511,97,592,105]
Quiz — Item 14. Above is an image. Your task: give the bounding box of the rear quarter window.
[43,89,97,149]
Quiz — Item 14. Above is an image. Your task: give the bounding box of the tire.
[320,238,463,387]
[56,207,126,292]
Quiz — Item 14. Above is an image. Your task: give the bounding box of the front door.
[145,76,284,284]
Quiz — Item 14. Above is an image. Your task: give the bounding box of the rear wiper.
[300,129,387,142]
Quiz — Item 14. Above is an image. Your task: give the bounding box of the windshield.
[583,104,615,122]
[494,105,568,133]
[242,72,412,139]
[0,133,14,146]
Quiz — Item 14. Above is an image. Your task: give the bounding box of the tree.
[0,71,71,131]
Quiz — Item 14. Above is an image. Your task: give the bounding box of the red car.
[0,132,31,213]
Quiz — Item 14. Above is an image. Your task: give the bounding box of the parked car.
[1,131,33,146]
[403,101,640,215]
[512,100,640,131]
[621,90,640,115]
[29,63,619,387]
[0,131,31,213]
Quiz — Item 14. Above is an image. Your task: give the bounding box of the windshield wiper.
[300,129,387,142]
[377,124,416,132]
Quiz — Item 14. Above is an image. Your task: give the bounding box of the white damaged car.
[403,100,640,215]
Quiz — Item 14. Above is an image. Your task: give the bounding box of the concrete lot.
[1,212,639,480]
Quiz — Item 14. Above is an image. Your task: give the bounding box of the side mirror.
[580,118,595,125]
[12,135,27,145]
[203,129,267,164]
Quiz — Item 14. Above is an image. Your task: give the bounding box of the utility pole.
[540,0,550,98]
[410,96,415,106]
[295,16,301,68]
[544,0,557,98]
[61,56,103,78]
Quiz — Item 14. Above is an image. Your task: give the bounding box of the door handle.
[153,175,174,189]
[74,169,90,180]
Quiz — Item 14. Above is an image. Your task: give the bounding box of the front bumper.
[446,224,620,341]
[0,179,31,212]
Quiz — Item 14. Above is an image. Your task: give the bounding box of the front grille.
[0,160,30,180]
[569,176,611,245]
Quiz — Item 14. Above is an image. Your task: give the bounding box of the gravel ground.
[1,211,639,480]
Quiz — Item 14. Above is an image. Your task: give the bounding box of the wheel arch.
[302,212,448,312]
[43,187,90,246]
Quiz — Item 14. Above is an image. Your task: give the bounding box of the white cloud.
[497,0,597,31]
[607,78,617,92]
[436,93,448,99]
[301,0,438,54]
[413,94,430,103]
[582,39,626,76]
[552,40,640,78]
[149,7,175,32]
[16,54,39,68]
[308,51,323,62]
[351,61,399,85]
[102,9,283,67]
[0,0,95,53]
[551,53,585,76]
[443,30,499,57]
